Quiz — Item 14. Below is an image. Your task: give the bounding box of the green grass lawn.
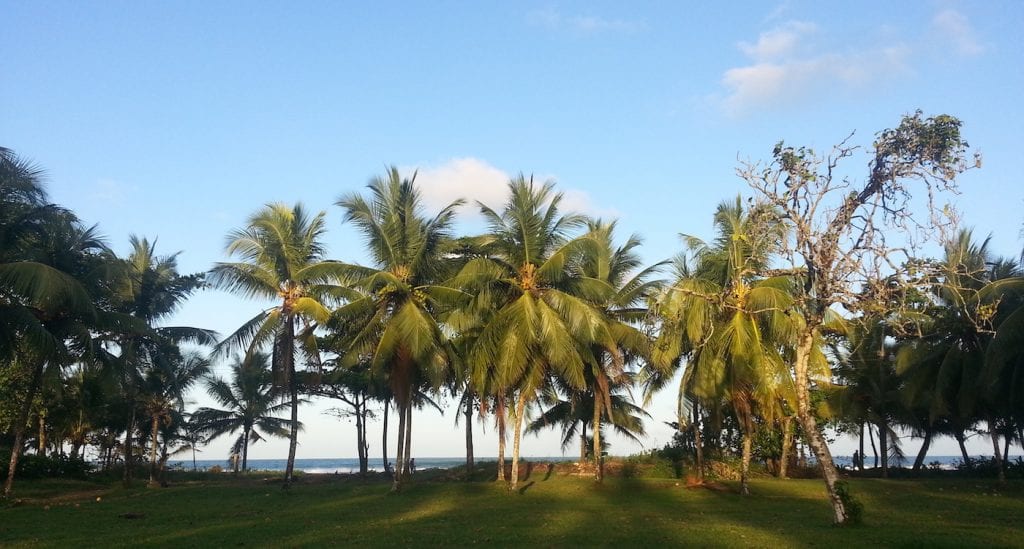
[2,468,1022,548]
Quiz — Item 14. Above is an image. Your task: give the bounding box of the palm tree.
[210,203,344,486]
[1,150,104,496]
[651,198,795,494]
[140,350,209,485]
[192,353,291,472]
[898,230,1011,471]
[105,236,213,486]
[455,176,613,491]
[527,372,648,463]
[576,220,662,481]
[332,168,462,491]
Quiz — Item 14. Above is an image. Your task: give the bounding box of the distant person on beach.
[852,450,861,470]
[411,458,416,473]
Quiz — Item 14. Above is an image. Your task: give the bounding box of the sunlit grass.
[2,471,1022,547]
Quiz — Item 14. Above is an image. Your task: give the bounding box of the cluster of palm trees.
[3,145,1023,515]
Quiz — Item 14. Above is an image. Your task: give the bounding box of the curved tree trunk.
[509,389,529,491]
[868,424,878,468]
[593,400,603,483]
[793,328,848,525]
[912,429,932,472]
[3,359,46,497]
[954,429,971,467]
[283,375,300,487]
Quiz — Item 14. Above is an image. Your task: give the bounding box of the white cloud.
[737,21,816,61]
[931,9,985,56]
[407,158,612,220]
[407,158,509,216]
[718,21,910,116]
[527,8,641,34]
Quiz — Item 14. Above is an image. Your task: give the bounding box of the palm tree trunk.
[779,416,793,479]
[878,420,888,478]
[593,399,603,483]
[3,358,45,497]
[989,418,1005,483]
[692,403,704,483]
[124,408,137,486]
[391,398,407,492]
[37,412,46,458]
[403,402,413,477]
[740,428,753,495]
[496,396,507,482]
[912,428,932,472]
[580,424,587,464]
[148,415,160,486]
[283,374,300,487]
[509,389,529,491]
[358,394,368,475]
[954,429,971,466]
[464,392,474,476]
[793,327,848,525]
[868,420,878,468]
[858,423,865,471]
[382,396,390,472]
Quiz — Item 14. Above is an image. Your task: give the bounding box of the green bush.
[4,452,94,480]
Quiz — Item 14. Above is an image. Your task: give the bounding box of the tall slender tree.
[455,176,614,491]
[193,353,290,472]
[210,203,344,487]
[333,168,462,491]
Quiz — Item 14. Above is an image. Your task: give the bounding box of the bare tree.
[739,111,977,525]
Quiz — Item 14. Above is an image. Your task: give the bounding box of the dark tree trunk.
[464,391,474,477]
[912,429,932,472]
[989,418,1005,483]
[878,420,888,478]
[3,359,45,497]
[580,423,587,464]
[382,396,390,472]
[868,423,878,468]
[242,428,250,472]
[954,429,971,467]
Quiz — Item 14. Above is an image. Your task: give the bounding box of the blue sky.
[3,1,1022,461]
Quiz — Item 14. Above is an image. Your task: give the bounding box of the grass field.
[2,466,1022,548]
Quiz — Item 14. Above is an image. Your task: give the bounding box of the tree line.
[2,112,1021,525]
